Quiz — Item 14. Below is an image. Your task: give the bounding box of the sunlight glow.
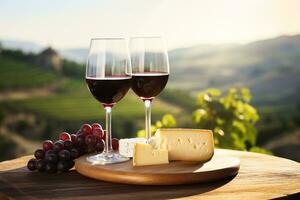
[0,0,299,49]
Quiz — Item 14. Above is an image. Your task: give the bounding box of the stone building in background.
[36,47,62,72]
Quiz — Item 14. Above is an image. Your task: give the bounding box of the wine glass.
[130,36,170,140]
[85,38,131,164]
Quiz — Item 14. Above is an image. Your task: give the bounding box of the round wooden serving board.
[75,152,240,185]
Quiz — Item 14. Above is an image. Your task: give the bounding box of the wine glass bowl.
[86,38,132,106]
[85,38,131,164]
[131,72,169,101]
[86,76,132,106]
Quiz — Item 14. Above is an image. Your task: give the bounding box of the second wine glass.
[130,37,170,140]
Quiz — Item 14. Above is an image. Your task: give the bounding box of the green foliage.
[61,59,85,79]
[1,49,36,63]
[0,134,18,161]
[137,114,177,137]
[192,88,262,151]
[294,102,300,126]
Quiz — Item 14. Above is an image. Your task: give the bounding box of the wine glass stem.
[105,106,113,153]
[144,99,152,140]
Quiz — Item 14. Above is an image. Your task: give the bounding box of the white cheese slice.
[119,138,147,158]
[133,143,169,167]
[154,128,214,162]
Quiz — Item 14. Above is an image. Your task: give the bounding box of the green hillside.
[4,84,181,121]
[0,57,57,90]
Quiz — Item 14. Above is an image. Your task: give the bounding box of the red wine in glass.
[131,72,169,100]
[86,76,132,106]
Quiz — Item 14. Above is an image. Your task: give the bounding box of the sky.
[0,0,300,50]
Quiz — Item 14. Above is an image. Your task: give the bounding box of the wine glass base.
[86,151,130,165]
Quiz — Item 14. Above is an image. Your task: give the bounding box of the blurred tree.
[192,88,271,154]
[2,49,35,63]
[61,59,85,79]
[294,102,300,126]
[0,134,20,161]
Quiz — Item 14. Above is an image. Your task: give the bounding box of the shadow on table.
[0,167,235,199]
[271,192,300,200]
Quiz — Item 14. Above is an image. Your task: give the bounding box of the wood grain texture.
[0,149,299,200]
[75,154,240,185]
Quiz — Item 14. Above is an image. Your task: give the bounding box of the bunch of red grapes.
[27,123,119,173]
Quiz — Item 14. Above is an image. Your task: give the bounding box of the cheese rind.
[154,128,214,162]
[133,143,169,167]
[119,138,147,158]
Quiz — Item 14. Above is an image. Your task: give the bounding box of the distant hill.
[0,39,87,62]
[59,48,89,63]
[0,56,57,90]
[0,39,42,53]
[168,35,300,106]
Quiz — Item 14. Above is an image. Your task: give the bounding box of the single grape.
[76,129,82,135]
[70,148,79,159]
[53,141,64,152]
[59,132,71,141]
[78,146,87,156]
[76,134,85,146]
[70,134,77,144]
[34,149,45,160]
[46,153,58,163]
[45,149,55,157]
[81,124,92,136]
[36,159,47,172]
[57,161,69,173]
[92,128,104,140]
[58,150,71,161]
[112,138,119,150]
[101,130,106,140]
[91,123,102,130]
[95,140,105,152]
[64,140,73,150]
[27,158,37,171]
[87,145,96,153]
[85,135,97,146]
[43,140,53,152]
[45,162,57,173]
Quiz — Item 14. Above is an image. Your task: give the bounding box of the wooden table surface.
[0,149,299,200]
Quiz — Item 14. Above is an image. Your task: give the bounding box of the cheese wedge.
[133,143,169,167]
[119,138,147,157]
[154,128,214,162]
